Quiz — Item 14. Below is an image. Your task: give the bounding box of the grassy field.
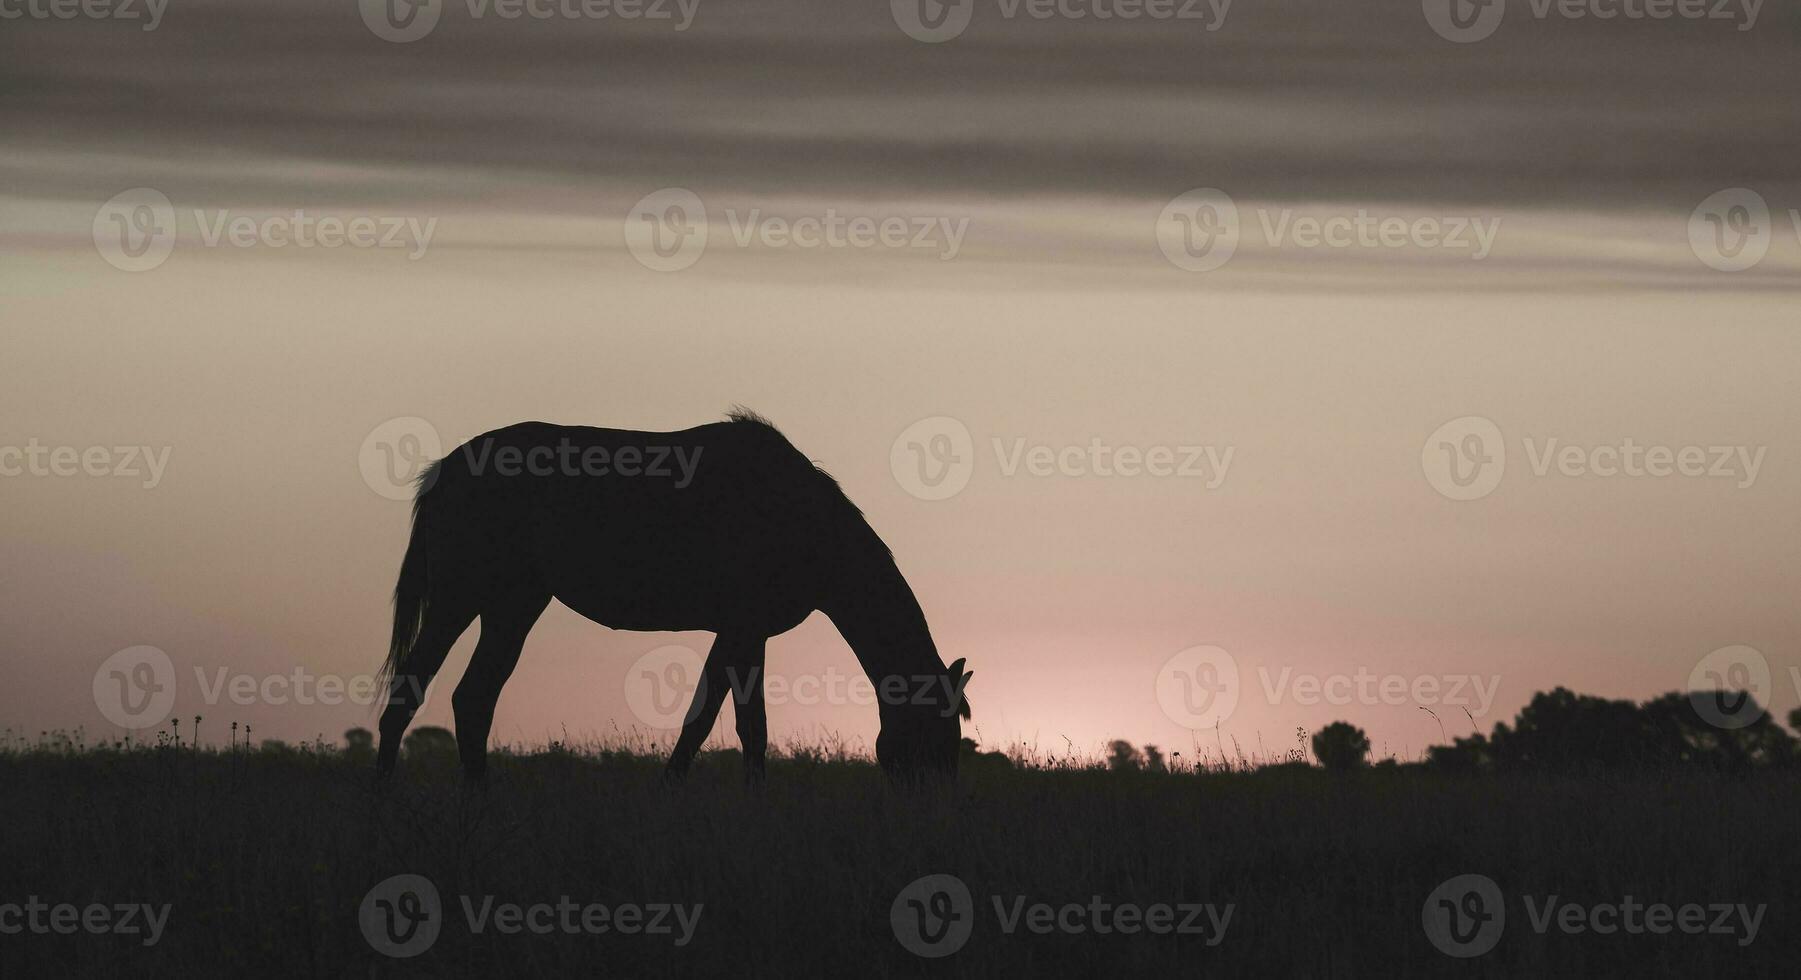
[0,740,1792,978]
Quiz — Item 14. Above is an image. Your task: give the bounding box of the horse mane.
[413,457,446,504]
[724,405,777,430]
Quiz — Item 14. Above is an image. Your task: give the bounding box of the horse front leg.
[664,633,763,781]
[732,638,769,785]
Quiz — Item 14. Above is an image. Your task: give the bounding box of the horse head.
[876,657,973,780]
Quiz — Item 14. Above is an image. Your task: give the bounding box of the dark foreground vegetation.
[1,691,1795,979]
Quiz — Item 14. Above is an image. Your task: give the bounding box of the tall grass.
[0,732,1792,977]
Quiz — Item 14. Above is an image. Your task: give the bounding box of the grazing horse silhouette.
[374,411,971,783]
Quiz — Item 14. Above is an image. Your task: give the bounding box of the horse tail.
[379,459,444,694]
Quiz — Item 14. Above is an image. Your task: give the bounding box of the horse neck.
[823,532,942,689]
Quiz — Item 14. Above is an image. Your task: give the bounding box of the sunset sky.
[3,0,1798,761]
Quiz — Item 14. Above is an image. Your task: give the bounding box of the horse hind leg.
[452,588,551,784]
[376,592,478,778]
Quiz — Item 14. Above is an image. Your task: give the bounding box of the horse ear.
[956,669,973,719]
[947,657,966,677]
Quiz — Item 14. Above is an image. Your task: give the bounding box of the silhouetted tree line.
[344,687,1796,777]
[1429,687,1798,774]
[342,725,454,767]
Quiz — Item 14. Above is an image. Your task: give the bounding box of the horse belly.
[535,523,815,633]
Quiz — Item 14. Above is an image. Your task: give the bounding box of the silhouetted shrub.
[343,727,374,766]
[959,737,1013,773]
[1107,740,1144,772]
[1142,744,1166,773]
[1311,722,1370,770]
[1427,734,1492,773]
[403,726,458,765]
